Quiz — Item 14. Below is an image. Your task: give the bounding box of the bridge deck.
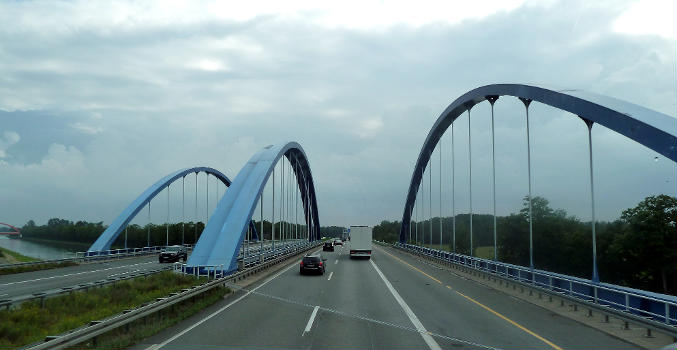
[129,243,638,350]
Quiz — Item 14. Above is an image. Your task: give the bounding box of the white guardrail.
[20,241,322,350]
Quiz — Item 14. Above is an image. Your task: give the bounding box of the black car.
[300,254,326,275]
[323,242,334,251]
[159,245,187,263]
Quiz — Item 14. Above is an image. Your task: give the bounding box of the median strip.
[0,271,223,349]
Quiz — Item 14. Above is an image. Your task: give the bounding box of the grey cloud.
[0,0,674,228]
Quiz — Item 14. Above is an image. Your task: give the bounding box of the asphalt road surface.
[0,255,165,299]
[132,243,640,350]
[0,241,298,300]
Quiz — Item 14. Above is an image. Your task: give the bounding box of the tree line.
[21,218,340,250]
[373,195,676,295]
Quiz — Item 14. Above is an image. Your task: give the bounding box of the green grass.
[0,247,40,263]
[0,261,79,276]
[474,246,495,260]
[0,271,214,349]
[70,286,227,350]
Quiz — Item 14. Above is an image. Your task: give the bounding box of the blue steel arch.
[88,167,231,253]
[400,83,677,242]
[187,142,320,273]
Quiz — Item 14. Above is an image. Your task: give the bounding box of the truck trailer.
[349,225,372,259]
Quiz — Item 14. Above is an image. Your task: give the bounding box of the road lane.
[372,244,640,350]
[0,256,166,298]
[137,245,433,350]
[130,241,640,350]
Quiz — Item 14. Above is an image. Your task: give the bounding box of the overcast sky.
[0,0,675,228]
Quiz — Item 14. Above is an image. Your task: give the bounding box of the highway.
[131,243,640,350]
[0,240,305,300]
[0,256,164,299]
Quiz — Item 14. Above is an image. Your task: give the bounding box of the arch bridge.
[0,222,21,237]
[86,142,321,275]
[397,83,676,325]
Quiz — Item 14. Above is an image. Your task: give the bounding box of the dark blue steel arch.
[400,83,677,242]
[187,142,320,273]
[88,167,231,253]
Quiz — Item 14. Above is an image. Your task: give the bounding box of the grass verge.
[0,247,40,263]
[0,271,217,349]
[70,286,227,350]
[0,261,79,276]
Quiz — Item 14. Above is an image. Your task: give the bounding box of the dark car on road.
[300,254,326,275]
[159,245,187,263]
[323,242,334,251]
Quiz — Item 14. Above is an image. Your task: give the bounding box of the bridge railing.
[175,240,314,276]
[395,243,677,328]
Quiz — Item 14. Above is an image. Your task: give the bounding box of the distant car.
[323,242,335,251]
[333,239,343,246]
[159,245,187,263]
[300,254,327,275]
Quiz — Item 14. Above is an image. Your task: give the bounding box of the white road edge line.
[302,306,320,336]
[147,250,319,350]
[327,272,333,281]
[370,259,442,350]
[0,261,156,286]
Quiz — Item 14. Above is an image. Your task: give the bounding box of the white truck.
[349,225,372,259]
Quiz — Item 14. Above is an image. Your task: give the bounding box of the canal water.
[0,236,76,260]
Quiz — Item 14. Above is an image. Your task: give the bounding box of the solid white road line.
[148,250,318,350]
[0,261,155,286]
[327,272,333,281]
[334,259,338,265]
[370,259,442,350]
[302,306,320,336]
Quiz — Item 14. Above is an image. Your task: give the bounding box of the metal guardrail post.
[625,294,630,312]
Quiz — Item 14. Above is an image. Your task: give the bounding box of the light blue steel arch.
[187,142,320,273]
[400,83,677,242]
[88,167,231,253]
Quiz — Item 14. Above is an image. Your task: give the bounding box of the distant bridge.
[0,222,21,237]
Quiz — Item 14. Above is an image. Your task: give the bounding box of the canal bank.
[0,246,39,264]
[0,236,78,261]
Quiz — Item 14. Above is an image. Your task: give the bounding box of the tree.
[615,195,677,293]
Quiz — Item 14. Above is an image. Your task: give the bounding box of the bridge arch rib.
[0,223,21,234]
[187,141,320,273]
[88,167,231,253]
[399,83,677,242]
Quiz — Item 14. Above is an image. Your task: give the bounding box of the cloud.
[0,131,20,158]
[613,0,676,39]
[0,0,674,227]
[70,122,103,135]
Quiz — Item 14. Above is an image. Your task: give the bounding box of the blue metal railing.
[395,243,677,327]
[176,240,317,277]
